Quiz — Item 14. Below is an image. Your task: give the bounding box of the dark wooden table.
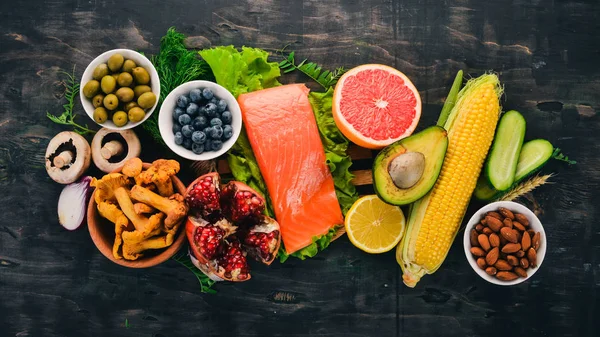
[1,1,598,336]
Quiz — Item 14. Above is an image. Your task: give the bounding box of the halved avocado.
[373,126,448,205]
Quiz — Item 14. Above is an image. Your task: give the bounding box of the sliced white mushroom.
[388,151,426,189]
[45,131,91,184]
[91,128,141,173]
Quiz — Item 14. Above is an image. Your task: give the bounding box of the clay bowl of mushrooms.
[87,157,188,268]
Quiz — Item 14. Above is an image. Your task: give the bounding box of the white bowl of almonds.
[463,201,546,286]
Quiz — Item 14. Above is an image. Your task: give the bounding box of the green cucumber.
[486,110,527,191]
[474,138,554,200]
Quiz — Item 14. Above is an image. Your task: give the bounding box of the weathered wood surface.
[0,0,598,336]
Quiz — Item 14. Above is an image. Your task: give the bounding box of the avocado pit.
[388,151,425,189]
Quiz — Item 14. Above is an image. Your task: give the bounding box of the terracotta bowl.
[87,163,187,268]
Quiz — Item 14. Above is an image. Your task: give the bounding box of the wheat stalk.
[498,174,554,201]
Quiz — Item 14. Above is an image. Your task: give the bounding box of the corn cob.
[396,73,503,287]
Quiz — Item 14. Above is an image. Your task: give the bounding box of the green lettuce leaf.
[278,226,340,263]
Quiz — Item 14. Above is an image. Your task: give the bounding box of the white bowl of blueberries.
[159,80,242,160]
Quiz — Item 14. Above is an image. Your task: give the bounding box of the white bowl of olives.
[80,49,160,130]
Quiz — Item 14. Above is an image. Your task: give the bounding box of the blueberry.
[223,125,233,140]
[191,131,206,144]
[192,116,208,130]
[221,110,232,124]
[202,88,214,100]
[189,89,203,103]
[186,103,199,117]
[172,123,182,134]
[174,132,184,145]
[203,127,213,139]
[173,107,185,121]
[182,138,193,150]
[192,142,205,154]
[211,140,223,151]
[217,99,227,112]
[210,118,223,127]
[177,95,189,108]
[178,114,192,126]
[210,125,223,139]
[210,97,218,105]
[204,139,212,152]
[181,125,195,138]
[204,103,218,117]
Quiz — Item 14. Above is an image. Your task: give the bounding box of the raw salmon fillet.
[238,84,344,254]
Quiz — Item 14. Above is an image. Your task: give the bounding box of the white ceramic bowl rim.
[463,200,547,286]
[158,80,242,161]
[80,48,160,130]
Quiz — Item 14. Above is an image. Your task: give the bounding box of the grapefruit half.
[332,64,422,149]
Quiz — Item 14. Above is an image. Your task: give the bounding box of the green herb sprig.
[46,66,96,135]
[278,51,345,90]
[143,27,214,144]
[172,250,216,294]
[552,148,576,165]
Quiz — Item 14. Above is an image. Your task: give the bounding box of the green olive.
[115,87,135,103]
[133,85,152,98]
[111,74,119,81]
[132,67,150,85]
[128,107,146,123]
[92,94,105,108]
[108,53,125,72]
[82,80,100,98]
[137,92,157,109]
[112,111,128,127]
[117,72,133,87]
[101,75,117,94]
[103,94,119,110]
[93,107,108,124]
[123,101,139,112]
[92,64,109,80]
[122,59,137,73]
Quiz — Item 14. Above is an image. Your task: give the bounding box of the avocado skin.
[373,126,448,206]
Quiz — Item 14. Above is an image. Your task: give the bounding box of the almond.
[527,229,536,238]
[500,227,518,243]
[494,259,513,271]
[478,234,491,251]
[470,230,479,247]
[470,247,486,257]
[515,213,529,226]
[481,218,487,225]
[499,207,515,220]
[486,216,503,232]
[475,224,484,233]
[527,247,537,267]
[515,250,525,258]
[489,233,500,247]
[503,218,513,229]
[500,236,508,245]
[514,267,528,278]
[520,257,529,268]
[486,247,499,265]
[515,230,522,243]
[485,266,497,276]
[532,232,541,250]
[496,271,519,281]
[502,243,522,254]
[521,231,531,251]
[476,258,487,270]
[483,227,493,235]
[487,211,503,220]
[513,221,526,231]
[506,255,519,266]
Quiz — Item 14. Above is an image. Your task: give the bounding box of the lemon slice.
[345,195,406,254]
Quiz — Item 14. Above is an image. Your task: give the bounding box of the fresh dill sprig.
[143,27,214,144]
[171,249,216,294]
[552,148,576,165]
[278,51,345,90]
[46,66,96,135]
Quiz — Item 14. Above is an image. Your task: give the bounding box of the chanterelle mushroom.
[45,131,91,184]
[91,128,141,173]
[114,187,164,236]
[97,201,132,259]
[135,159,180,197]
[122,233,174,260]
[90,173,131,205]
[130,185,188,230]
